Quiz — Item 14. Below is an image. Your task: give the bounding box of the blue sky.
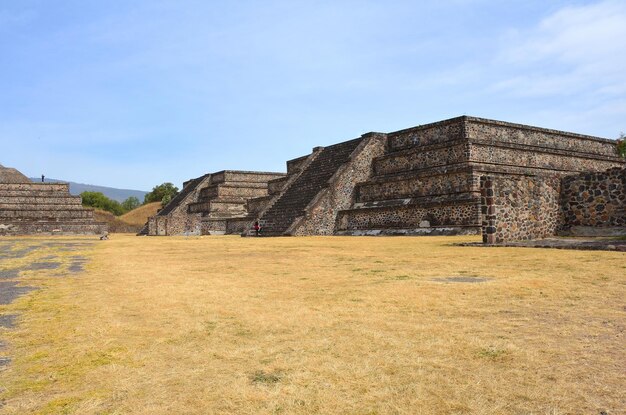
[1,0,625,190]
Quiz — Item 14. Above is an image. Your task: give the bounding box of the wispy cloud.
[493,0,626,98]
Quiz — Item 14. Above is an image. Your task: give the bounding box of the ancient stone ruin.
[147,116,625,242]
[145,170,285,235]
[0,164,107,235]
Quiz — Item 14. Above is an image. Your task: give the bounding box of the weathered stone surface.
[292,133,386,236]
[0,165,107,235]
[146,170,284,236]
[343,116,623,240]
[0,164,30,183]
[480,174,562,243]
[146,116,625,241]
[256,134,381,236]
[560,167,626,235]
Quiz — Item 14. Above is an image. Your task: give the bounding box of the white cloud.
[494,0,626,98]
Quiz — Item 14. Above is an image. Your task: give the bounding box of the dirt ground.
[0,234,624,414]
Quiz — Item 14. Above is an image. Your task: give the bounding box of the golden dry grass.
[92,209,134,233]
[94,202,160,233]
[0,235,624,414]
[118,202,161,226]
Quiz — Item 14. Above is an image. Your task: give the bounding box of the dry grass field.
[118,202,161,226]
[93,202,160,233]
[0,235,624,414]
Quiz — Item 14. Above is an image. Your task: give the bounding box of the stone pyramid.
[0,164,107,235]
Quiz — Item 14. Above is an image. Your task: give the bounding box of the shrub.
[80,191,124,216]
[144,182,179,205]
[121,196,141,212]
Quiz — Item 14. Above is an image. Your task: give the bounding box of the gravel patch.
[0,281,36,305]
[0,315,17,329]
[26,261,62,271]
[0,269,19,280]
[68,257,88,273]
[0,245,38,260]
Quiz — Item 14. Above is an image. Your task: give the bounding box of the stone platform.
[336,116,624,237]
[147,170,285,236]
[0,164,107,235]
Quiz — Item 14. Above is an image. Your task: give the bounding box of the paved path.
[460,237,626,251]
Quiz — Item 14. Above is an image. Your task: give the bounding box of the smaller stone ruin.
[0,164,107,235]
[146,170,285,235]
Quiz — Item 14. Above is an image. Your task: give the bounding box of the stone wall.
[466,118,619,157]
[388,119,465,151]
[480,174,562,243]
[560,167,626,235]
[469,141,621,173]
[199,171,285,234]
[357,168,476,202]
[142,116,624,240]
[374,142,469,175]
[337,199,481,235]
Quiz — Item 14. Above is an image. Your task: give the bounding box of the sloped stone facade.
[292,133,386,235]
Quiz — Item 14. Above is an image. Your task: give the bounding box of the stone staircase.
[159,174,210,217]
[259,138,362,235]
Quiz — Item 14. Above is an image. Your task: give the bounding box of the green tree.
[80,191,124,216]
[144,182,179,205]
[161,193,173,207]
[121,196,141,212]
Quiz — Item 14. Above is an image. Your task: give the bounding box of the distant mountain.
[30,177,148,203]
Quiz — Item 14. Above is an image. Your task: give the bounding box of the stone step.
[0,210,95,219]
[260,137,362,235]
[0,221,107,235]
[208,170,285,185]
[199,184,269,200]
[0,203,87,210]
[335,226,481,236]
[0,190,81,199]
[0,183,70,192]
